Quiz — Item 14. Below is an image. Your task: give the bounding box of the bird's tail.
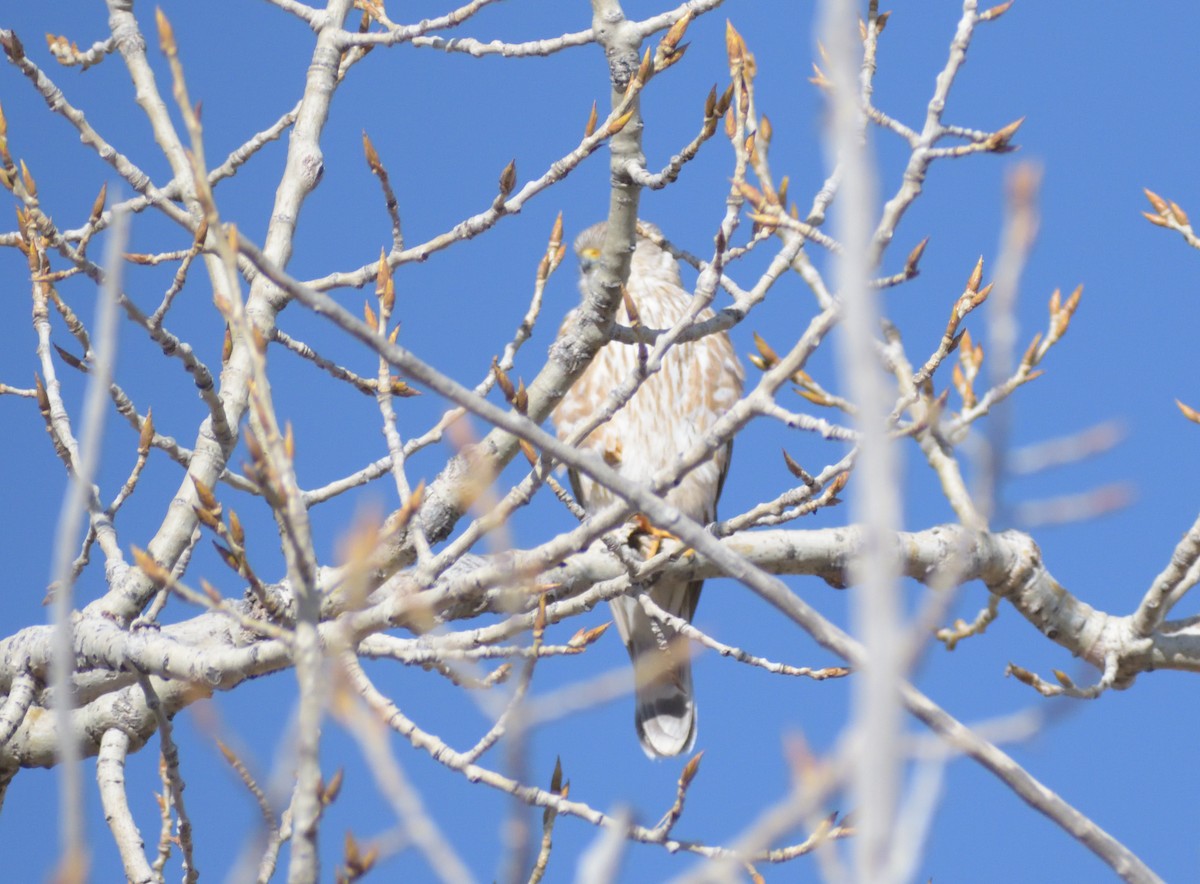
[611,579,702,758]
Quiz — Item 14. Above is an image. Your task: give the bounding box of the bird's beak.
[578,247,600,274]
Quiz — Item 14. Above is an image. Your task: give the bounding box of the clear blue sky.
[2,1,1199,880]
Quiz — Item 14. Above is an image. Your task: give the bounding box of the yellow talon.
[631,514,689,559]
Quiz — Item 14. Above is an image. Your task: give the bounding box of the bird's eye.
[579,247,600,271]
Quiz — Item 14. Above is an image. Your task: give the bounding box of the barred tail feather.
[610,579,702,758]
[633,650,696,758]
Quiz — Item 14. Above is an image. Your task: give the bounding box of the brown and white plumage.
[553,221,743,758]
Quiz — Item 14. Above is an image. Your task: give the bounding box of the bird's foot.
[631,514,693,559]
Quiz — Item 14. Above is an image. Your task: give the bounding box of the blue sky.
[2,1,1200,881]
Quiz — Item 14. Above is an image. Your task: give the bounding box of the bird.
[553,220,744,758]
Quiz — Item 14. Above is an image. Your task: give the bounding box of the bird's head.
[574,220,682,299]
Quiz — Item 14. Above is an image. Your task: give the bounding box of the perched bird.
[553,221,744,757]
